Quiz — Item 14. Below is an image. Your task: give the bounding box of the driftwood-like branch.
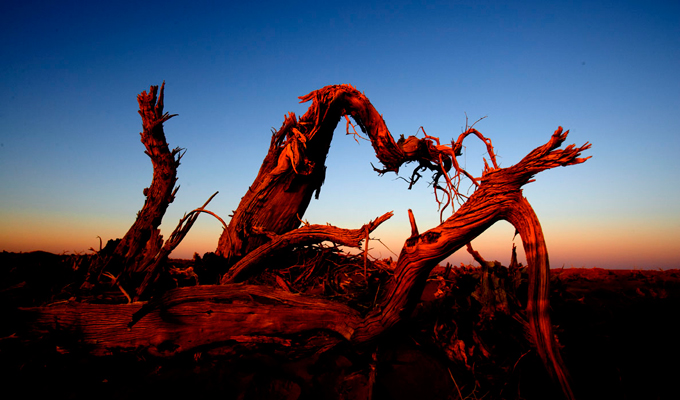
[220,212,393,284]
[505,195,574,400]
[25,285,360,357]
[465,243,495,267]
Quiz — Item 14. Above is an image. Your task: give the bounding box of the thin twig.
[448,368,465,400]
[363,226,370,283]
[345,115,368,143]
[102,272,132,304]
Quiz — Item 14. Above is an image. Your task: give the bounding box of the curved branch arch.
[216,84,458,262]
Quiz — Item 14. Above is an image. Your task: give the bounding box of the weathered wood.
[25,284,360,357]
[28,128,587,369]
[221,212,393,283]
[83,82,182,288]
[27,84,590,400]
[350,128,588,399]
[135,192,221,300]
[216,84,457,263]
[505,195,574,400]
[465,243,511,318]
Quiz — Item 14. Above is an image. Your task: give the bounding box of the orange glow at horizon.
[5,212,676,270]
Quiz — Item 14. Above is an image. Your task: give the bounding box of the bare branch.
[220,212,394,284]
[135,192,221,300]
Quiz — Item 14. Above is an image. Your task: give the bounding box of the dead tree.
[81,83,180,289]
[216,84,458,263]
[24,84,590,400]
[82,83,217,296]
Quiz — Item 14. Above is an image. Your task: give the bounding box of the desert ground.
[2,250,678,400]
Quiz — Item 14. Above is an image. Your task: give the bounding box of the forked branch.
[135,191,222,300]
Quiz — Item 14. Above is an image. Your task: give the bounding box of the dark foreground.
[1,251,678,399]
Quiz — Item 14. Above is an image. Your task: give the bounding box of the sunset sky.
[1,0,678,269]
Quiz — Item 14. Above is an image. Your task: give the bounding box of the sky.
[1,0,678,269]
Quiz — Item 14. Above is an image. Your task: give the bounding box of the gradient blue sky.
[1,0,678,268]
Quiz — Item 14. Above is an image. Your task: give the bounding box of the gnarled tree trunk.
[24,84,590,400]
[83,82,182,290]
[216,85,454,264]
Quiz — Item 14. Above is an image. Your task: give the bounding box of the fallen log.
[24,284,359,357]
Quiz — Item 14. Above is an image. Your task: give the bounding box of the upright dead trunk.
[83,82,181,288]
